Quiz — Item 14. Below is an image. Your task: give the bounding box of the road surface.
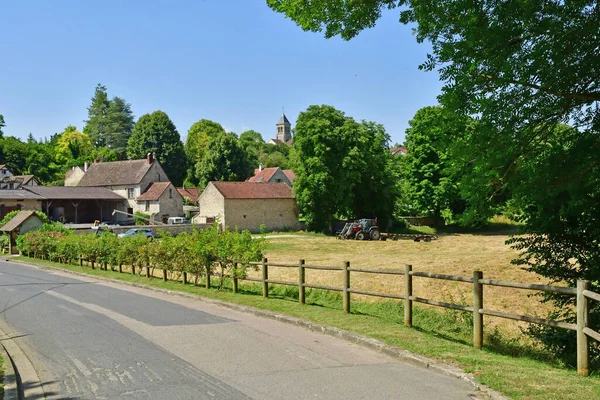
[0,260,477,399]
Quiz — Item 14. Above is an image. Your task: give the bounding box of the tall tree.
[195,133,254,188]
[84,84,110,147]
[104,96,134,156]
[185,119,226,185]
[401,106,467,226]
[0,114,5,138]
[127,111,187,186]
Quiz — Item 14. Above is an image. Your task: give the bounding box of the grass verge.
[12,255,600,400]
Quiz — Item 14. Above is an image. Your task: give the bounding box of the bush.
[17,223,264,286]
[134,212,151,225]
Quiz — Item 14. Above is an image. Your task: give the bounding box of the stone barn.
[194,182,299,232]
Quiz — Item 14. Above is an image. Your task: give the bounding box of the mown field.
[254,232,559,336]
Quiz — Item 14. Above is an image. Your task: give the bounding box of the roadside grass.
[11,256,600,400]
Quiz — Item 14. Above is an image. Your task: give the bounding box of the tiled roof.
[25,186,125,200]
[247,168,279,183]
[0,211,42,232]
[137,182,172,201]
[78,159,153,186]
[177,187,200,202]
[283,170,296,182]
[390,146,407,156]
[0,190,44,200]
[210,182,294,199]
[269,139,284,145]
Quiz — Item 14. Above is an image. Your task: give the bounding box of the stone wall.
[224,198,299,232]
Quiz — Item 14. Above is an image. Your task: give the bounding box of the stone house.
[73,154,183,222]
[194,182,299,232]
[0,211,44,254]
[0,190,44,219]
[0,165,40,189]
[136,182,184,223]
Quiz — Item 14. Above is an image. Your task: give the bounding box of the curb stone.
[8,258,507,400]
[0,342,18,400]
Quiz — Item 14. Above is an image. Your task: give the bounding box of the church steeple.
[276,113,292,143]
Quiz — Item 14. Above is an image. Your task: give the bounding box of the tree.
[0,136,29,175]
[185,119,226,185]
[292,105,396,231]
[195,133,255,188]
[104,96,134,156]
[127,111,187,186]
[401,106,467,226]
[0,114,5,138]
[84,84,110,147]
[84,84,134,156]
[55,126,94,163]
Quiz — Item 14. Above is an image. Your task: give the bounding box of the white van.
[167,217,187,225]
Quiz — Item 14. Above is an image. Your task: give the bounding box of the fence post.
[79,255,83,267]
[205,267,211,289]
[183,271,188,285]
[343,261,350,313]
[91,260,95,270]
[131,264,135,275]
[146,266,150,278]
[118,264,122,273]
[298,259,305,304]
[232,263,238,293]
[163,269,168,282]
[473,270,484,349]
[404,264,413,327]
[577,280,590,377]
[262,258,269,298]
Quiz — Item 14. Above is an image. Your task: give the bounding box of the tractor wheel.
[370,229,381,241]
[356,231,366,240]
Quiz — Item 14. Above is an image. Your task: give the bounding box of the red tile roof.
[137,182,172,201]
[283,170,296,182]
[210,182,294,199]
[390,146,407,156]
[247,168,279,183]
[177,187,200,202]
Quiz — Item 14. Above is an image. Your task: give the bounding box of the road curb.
[9,258,507,400]
[0,339,19,400]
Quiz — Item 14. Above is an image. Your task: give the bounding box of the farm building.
[194,182,299,232]
[0,211,44,254]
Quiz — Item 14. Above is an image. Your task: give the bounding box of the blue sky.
[0,0,442,145]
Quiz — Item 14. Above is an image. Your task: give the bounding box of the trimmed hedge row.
[17,223,264,288]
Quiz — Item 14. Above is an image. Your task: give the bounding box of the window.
[169,188,172,198]
[145,201,150,211]
[127,207,133,215]
[127,188,135,199]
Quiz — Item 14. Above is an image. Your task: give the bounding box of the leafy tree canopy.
[185,119,226,185]
[55,126,94,163]
[0,114,5,138]
[127,111,187,186]
[195,132,255,188]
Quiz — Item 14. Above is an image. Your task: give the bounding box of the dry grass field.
[253,233,561,336]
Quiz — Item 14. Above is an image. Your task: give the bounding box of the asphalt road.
[0,260,477,399]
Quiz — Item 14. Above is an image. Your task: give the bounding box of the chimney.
[84,162,88,172]
[259,163,264,172]
[147,152,153,164]
[93,159,99,164]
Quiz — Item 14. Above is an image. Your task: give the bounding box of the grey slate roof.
[277,114,290,125]
[0,211,42,232]
[0,190,44,200]
[25,186,125,200]
[77,159,153,187]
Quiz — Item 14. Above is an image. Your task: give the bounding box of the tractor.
[337,218,381,241]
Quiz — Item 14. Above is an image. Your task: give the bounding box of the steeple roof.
[277,113,290,125]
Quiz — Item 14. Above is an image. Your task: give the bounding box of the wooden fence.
[43,254,599,377]
[231,258,597,377]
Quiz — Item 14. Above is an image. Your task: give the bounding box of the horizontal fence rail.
[28,252,599,377]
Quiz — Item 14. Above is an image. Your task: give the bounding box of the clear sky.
[0,0,442,145]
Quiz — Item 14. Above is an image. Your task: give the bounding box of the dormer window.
[127,188,135,199]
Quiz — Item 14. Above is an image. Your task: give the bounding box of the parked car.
[167,217,187,225]
[117,228,154,239]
